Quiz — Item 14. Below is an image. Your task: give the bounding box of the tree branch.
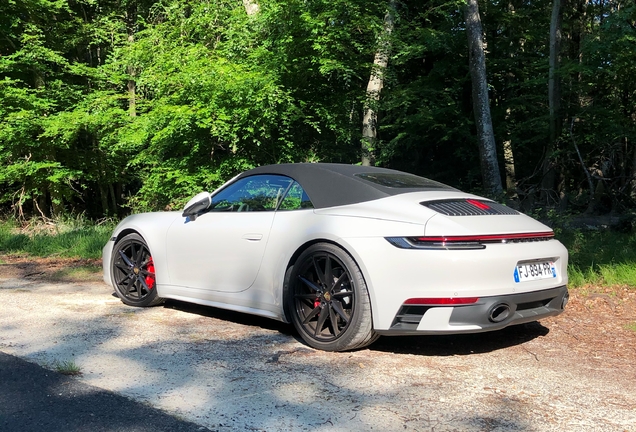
[570,118,595,209]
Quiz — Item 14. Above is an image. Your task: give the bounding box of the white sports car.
[103,163,569,351]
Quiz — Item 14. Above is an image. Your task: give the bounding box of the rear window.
[355,173,453,189]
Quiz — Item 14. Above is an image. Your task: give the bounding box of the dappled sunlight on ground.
[0,257,635,431]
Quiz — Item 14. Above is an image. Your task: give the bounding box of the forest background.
[1,0,635,220]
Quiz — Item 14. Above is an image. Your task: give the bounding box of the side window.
[278,181,314,211]
[209,175,293,212]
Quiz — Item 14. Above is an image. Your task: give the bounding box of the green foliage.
[566,265,592,288]
[380,1,477,186]
[0,0,635,218]
[558,227,636,287]
[0,0,132,217]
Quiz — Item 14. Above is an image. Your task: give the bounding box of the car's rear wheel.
[288,243,378,351]
[111,233,163,307]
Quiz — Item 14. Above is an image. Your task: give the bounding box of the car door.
[165,174,294,293]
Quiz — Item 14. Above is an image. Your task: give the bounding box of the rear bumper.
[341,235,568,330]
[375,285,568,335]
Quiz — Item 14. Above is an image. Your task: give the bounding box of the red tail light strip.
[404,297,479,305]
[385,232,554,250]
[413,231,554,243]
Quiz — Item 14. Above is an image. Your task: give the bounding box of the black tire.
[288,243,378,351]
[111,233,164,307]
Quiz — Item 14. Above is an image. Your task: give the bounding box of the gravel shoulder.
[0,256,635,431]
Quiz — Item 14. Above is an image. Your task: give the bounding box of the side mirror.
[182,192,212,220]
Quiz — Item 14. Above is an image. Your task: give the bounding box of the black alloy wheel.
[111,233,163,307]
[289,243,378,351]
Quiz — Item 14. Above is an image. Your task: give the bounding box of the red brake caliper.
[313,298,321,308]
[145,257,155,290]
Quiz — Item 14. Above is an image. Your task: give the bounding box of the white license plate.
[514,261,556,282]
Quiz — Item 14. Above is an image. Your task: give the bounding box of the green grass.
[624,322,636,332]
[0,217,114,259]
[556,228,636,288]
[53,359,82,376]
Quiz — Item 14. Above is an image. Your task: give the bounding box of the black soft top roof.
[235,163,455,209]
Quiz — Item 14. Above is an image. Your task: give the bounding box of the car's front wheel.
[288,243,378,351]
[111,233,163,307]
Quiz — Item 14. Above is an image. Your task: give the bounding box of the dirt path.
[0,256,635,431]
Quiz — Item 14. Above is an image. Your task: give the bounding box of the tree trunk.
[631,139,636,200]
[542,0,563,202]
[361,1,396,166]
[36,195,48,219]
[570,118,595,213]
[503,0,518,200]
[99,184,110,216]
[548,0,562,140]
[116,183,124,216]
[464,0,503,197]
[503,108,517,199]
[109,183,118,216]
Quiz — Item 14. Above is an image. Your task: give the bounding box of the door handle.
[242,233,263,241]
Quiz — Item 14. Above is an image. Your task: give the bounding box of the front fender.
[102,212,181,288]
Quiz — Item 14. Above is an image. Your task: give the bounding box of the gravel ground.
[0,258,635,431]
[0,351,209,431]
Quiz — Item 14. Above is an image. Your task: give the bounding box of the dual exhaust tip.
[488,303,511,323]
[488,293,568,323]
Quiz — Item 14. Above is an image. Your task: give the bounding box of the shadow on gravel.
[3,285,541,431]
[160,298,549,356]
[0,352,209,432]
[370,321,550,356]
[162,299,296,335]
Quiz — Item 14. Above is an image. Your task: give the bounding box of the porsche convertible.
[103,163,569,351]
